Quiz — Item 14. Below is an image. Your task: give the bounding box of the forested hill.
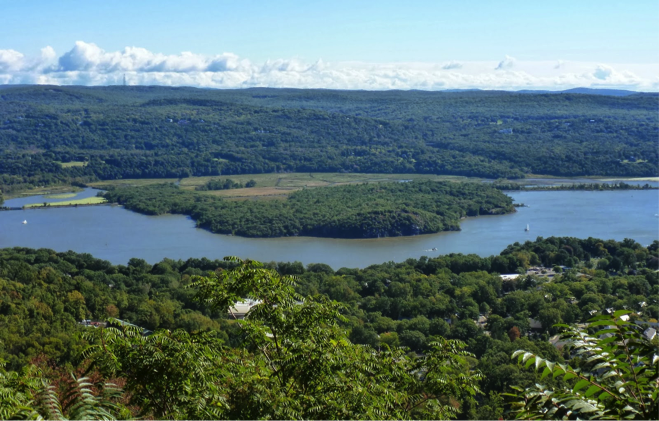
[102,180,514,238]
[1,85,657,193]
[0,237,656,418]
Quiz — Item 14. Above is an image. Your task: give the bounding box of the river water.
[1,187,657,268]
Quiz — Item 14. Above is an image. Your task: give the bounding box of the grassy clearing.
[225,195,289,202]
[620,159,648,164]
[177,172,476,190]
[178,173,481,199]
[57,161,88,168]
[90,173,482,191]
[204,186,301,199]
[87,173,487,200]
[24,197,107,208]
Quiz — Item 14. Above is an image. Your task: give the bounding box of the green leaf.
[613,310,632,318]
[540,367,551,380]
[585,385,600,397]
[573,379,590,392]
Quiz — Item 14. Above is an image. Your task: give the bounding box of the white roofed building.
[229,299,261,319]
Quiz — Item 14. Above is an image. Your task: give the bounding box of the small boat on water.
[22,220,27,224]
[524,224,530,232]
[431,247,437,251]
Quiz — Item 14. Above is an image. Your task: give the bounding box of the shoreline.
[0,203,110,211]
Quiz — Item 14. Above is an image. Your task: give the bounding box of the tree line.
[195,178,256,191]
[493,181,658,191]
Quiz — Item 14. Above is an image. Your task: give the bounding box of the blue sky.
[1,0,657,90]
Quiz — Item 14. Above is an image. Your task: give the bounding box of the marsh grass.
[24,197,107,208]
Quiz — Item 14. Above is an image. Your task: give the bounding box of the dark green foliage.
[103,180,514,238]
[0,363,127,420]
[84,326,227,419]
[507,311,658,420]
[79,257,483,420]
[0,247,233,369]
[195,178,249,191]
[0,236,656,419]
[1,85,657,194]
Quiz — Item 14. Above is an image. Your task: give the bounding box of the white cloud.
[441,61,462,70]
[0,45,58,75]
[593,64,613,80]
[0,42,657,91]
[0,49,25,73]
[54,41,250,74]
[495,55,516,70]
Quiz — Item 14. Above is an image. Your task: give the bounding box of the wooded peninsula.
[102,180,514,238]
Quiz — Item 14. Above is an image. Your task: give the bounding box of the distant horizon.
[0,43,656,91]
[2,2,657,91]
[1,83,655,95]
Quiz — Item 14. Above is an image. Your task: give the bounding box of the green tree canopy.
[82,257,483,419]
[507,310,658,420]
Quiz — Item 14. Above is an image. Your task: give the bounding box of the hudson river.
[1,188,657,268]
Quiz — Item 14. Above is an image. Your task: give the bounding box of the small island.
[103,180,515,238]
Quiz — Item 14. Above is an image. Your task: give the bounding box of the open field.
[92,173,482,200]
[204,187,301,200]
[57,161,88,168]
[23,197,107,208]
[9,173,656,203]
[84,172,659,201]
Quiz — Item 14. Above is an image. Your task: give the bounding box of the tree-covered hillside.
[102,180,514,238]
[0,237,657,419]
[1,85,656,194]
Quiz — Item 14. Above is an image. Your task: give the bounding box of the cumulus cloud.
[495,55,516,70]
[593,64,613,80]
[0,49,25,73]
[0,42,657,91]
[0,45,58,77]
[441,61,462,70]
[55,41,249,74]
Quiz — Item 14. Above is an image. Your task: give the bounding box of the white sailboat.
[524,224,529,232]
[22,220,27,224]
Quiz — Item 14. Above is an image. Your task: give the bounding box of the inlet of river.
[1,187,657,268]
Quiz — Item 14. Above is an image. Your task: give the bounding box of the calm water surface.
[1,188,657,268]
